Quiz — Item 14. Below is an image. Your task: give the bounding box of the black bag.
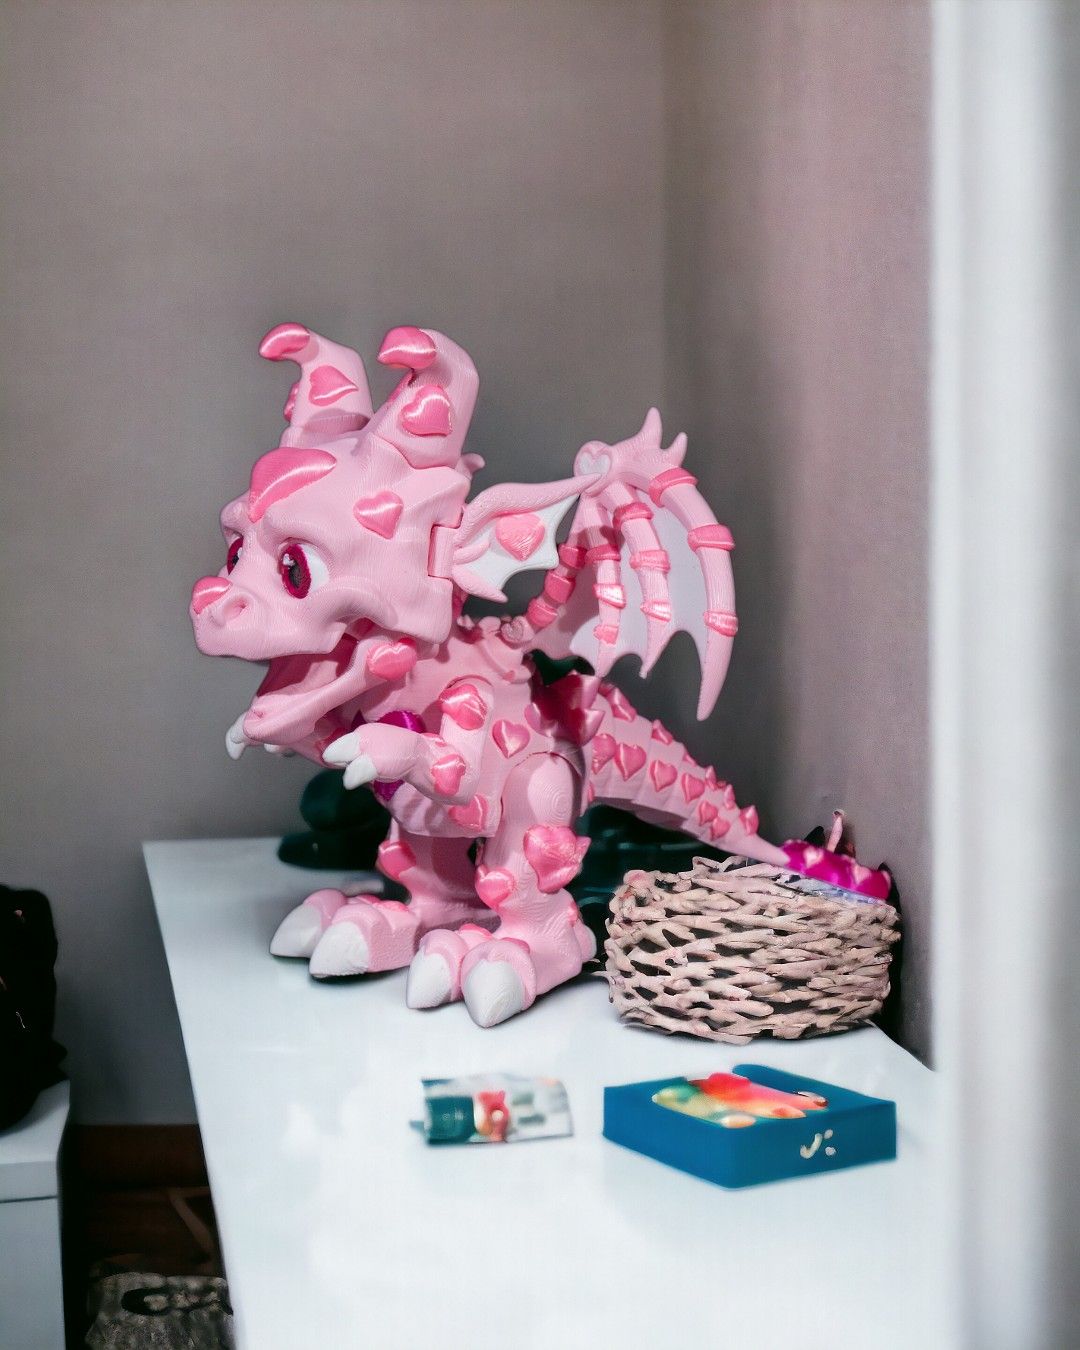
[0,885,66,1130]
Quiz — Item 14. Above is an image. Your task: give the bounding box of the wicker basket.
[604,855,900,1044]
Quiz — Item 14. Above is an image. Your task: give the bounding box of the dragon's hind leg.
[406,753,594,1025]
[273,825,489,978]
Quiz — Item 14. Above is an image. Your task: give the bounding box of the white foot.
[405,951,454,1009]
[309,923,370,978]
[269,902,325,959]
[463,961,526,1028]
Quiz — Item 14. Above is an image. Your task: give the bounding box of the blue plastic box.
[602,1064,896,1188]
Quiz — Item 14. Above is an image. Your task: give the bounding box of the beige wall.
[0,0,667,1121]
[658,0,931,1057]
[0,0,931,1121]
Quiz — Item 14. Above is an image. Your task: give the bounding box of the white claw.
[309,923,370,978]
[463,961,526,1028]
[323,731,363,766]
[270,902,325,958]
[343,754,378,790]
[225,714,250,760]
[264,743,296,757]
[406,951,454,1009]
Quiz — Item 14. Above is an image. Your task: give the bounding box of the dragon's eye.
[226,536,243,572]
[278,543,328,598]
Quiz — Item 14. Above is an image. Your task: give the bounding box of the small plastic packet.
[419,1074,572,1144]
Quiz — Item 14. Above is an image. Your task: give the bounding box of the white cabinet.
[0,1081,69,1350]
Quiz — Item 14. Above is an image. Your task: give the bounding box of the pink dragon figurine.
[190,323,889,1028]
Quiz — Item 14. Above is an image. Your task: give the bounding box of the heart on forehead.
[353,490,404,539]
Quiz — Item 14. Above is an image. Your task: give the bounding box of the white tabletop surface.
[146,837,944,1350]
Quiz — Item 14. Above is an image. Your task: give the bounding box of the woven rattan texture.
[604,856,900,1045]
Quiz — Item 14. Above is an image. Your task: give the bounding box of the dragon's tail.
[548,673,891,899]
[544,673,786,865]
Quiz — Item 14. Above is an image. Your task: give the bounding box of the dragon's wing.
[527,410,738,719]
[447,477,591,603]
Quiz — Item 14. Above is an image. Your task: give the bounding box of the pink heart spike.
[366,638,418,682]
[449,794,487,831]
[309,364,360,407]
[378,325,437,371]
[492,720,530,758]
[430,750,466,797]
[495,513,545,561]
[377,838,416,881]
[474,865,515,908]
[614,743,647,780]
[698,800,718,825]
[523,825,589,893]
[650,721,674,745]
[739,805,759,834]
[400,384,452,437]
[439,682,489,731]
[605,686,636,721]
[649,760,677,792]
[681,774,705,802]
[353,490,404,539]
[591,733,617,772]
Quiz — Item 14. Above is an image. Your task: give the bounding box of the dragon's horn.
[366,326,479,471]
[259,323,373,448]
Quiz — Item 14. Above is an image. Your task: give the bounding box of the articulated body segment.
[191,322,889,1027]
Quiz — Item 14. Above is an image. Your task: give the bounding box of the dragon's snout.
[191,576,231,615]
[191,577,251,628]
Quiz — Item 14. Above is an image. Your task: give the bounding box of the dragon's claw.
[462,959,528,1028]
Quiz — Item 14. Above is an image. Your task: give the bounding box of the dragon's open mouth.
[244,624,373,744]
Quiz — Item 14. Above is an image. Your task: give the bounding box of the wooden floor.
[64,1125,224,1345]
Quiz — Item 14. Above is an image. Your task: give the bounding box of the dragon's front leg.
[285,827,489,978]
[277,677,494,978]
[407,753,595,1026]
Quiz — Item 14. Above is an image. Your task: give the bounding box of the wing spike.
[639,407,663,449]
[666,431,688,466]
[654,480,736,717]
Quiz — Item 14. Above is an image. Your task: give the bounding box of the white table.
[146,838,944,1350]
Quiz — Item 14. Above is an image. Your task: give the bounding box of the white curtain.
[932,3,1080,1347]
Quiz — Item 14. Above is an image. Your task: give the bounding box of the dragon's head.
[190,324,480,743]
[191,323,592,746]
